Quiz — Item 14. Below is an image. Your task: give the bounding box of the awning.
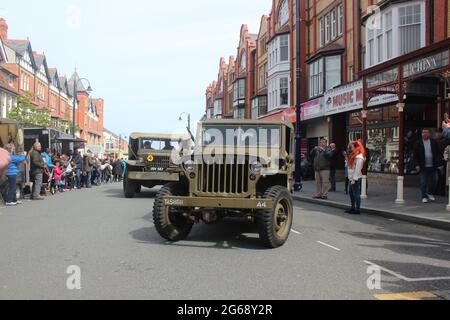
[259,108,297,123]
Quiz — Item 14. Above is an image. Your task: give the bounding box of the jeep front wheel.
[123,174,137,198]
[258,186,293,248]
[153,183,193,242]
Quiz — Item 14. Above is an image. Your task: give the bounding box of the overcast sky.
[1,0,271,137]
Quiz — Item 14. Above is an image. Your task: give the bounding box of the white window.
[386,11,393,59]
[280,77,289,106]
[240,52,246,70]
[399,4,421,54]
[319,4,343,48]
[376,16,384,63]
[365,1,425,67]
[308,55,341,98]
[278,0,289,28]
[319,18,325,47]
[331,10,337,39]
[214,100,222,117]
[338,4,343,35]
[280,35,289,62]
[308,60,323,98]
[325,56,341,91]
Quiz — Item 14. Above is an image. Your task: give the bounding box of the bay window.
[399,4,421,54]
[280,77,289,106]
[308,55,342,98]
[268,34,290,70]
[365,1,425,67]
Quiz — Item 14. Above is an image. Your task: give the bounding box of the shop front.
[360,39,450,203]
[301,97,327,156]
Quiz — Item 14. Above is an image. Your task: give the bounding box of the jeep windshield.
[200,125,281,147]
[140,138,180,151]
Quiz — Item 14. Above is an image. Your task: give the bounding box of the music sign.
[324,81,363,116]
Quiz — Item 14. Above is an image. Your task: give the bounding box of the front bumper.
[161,196,273,210]
[127,171,179,182]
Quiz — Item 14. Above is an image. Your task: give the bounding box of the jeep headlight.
[184,160,195,172]
[250,161,263,174]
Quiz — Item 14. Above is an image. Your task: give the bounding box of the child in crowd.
[52,161,63,194]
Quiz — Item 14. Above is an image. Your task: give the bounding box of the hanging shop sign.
[301,97,324,121]
[325,81,364,115]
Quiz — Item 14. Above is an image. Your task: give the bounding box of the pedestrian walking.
[29,142,45,200]
[310,138,333,200]
[346,140,366,215]
[4,144,26,206]
[413,128,440,203]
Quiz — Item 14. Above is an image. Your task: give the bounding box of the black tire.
[153,182,193,242]
[135,184,142,193]
[123,174,136,198]
[258,186,294,248]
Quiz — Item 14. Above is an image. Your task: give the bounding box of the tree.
[7,93,51,128]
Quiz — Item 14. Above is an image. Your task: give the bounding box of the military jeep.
[124,133,190,198]
[153,120,295,248]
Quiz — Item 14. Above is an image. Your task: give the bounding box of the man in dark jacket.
[328,143,339,192]
[82,151,94,188]
[310,138,333,199]
[72,149,83,189]
[29,142,45,200]
[413,129,440,203]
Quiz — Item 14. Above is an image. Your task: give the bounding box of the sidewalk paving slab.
[293,181,450,231]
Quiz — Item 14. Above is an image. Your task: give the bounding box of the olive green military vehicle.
[123,133,191,198]
[153,120,295,248]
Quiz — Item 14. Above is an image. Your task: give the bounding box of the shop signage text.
[403,50,449,79]
[325,81,363,115]
[301,97,324,121]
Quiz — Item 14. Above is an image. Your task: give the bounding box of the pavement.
[294,180,450,231]
[0,183,450,300]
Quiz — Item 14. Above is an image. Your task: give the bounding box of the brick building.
[0,17,106,155]
[204,0,450,203]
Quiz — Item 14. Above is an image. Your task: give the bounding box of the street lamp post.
[294,0,303,192]
[72,75,93,138]
[178,112,191,132]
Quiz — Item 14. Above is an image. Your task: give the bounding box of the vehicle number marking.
[164,199,184,206]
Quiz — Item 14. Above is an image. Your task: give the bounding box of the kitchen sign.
[403,50,449,79]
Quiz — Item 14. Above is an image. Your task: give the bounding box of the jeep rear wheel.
[123,174,136,198]
[153,182,193,242]
[258,186,293,248]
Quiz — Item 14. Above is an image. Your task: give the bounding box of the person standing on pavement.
[41,148,54,172]
[72,149,83,189]
[4,144,26,206]
[310,138,333,200]
[30,142,45,200]
[346,141,366,215]
[328,143,339,192]
[435,129,449,196]
[82,151,94,188]
[413,128,440,203]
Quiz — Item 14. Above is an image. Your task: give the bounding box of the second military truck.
[123,133,190,198]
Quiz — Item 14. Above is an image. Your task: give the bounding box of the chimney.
[0,18,8,41]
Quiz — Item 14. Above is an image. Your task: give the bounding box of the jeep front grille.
[196,157,250,196]
[146,155,170,170]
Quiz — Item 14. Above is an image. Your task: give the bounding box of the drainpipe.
[429,0,434,44]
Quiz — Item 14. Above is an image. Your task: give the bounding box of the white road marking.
[291,229,302,235]
[364,260,450,282]
[317,241,341,252]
